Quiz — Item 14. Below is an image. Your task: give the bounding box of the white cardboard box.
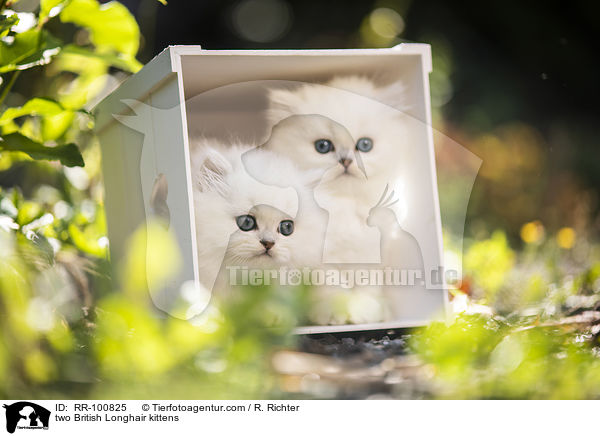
[94,45,448,333]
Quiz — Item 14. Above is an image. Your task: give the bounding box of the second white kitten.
[190,140,323,293]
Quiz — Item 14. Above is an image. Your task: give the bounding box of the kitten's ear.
[326,75,407,109]
[196,147,232,195]
[326,75,376,95]
[267,87,302,123]
[375,80,408,110]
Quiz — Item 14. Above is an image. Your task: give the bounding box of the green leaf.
[41,110,75,140]
[60,0,140,57]
[40,0,68,23]
[0,98,77,142]
[0,29,62,73]
[0,98,65,125]
[68,222,106,258]
[0,14,19,37]
[61,44,142,73]
[0,132,84,167]
[16,200,42,226]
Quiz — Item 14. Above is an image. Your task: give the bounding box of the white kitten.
[264,77,412,259]
[266,76,409,204]
[190,140,322,293]
[261,77,412,323]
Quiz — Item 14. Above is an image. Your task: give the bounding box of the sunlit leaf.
[94,296,176,379]
[68,223,106,258]
[0,97,64,126]
[0,340,7,386]
[61,44,142,73]
[24,349,56,383]
[46,322,74,352]
[60,0,140,57]
[0,13,19,37]
[18,118,41,142]
[54,55,108,108]
[0,29,61,73]
[16,200,42,226]
[464,231,515,297]
[0,132,84,167]
[11,12,36,33]
[121,219,181,297]
[40,110,75,140]
[40,0,68,23]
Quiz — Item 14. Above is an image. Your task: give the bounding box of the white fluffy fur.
[262,76,411,323]
[190,140,323,292]
[263,77,411,263]
[265,76,410,207]
[189,77,411,324]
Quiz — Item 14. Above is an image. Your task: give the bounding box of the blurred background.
[122,0,600,243]
[1,0,600,399]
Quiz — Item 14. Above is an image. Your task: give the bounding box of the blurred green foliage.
[426,226,600,399]
[0,2,307,400]
[464,231,514,300]
[0,215,308,399]
[412,312,600,399]
[0,0,142,167]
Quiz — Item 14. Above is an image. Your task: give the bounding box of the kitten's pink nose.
[339,158,352,168]
[260,240,275,251]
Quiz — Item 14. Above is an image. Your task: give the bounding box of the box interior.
[181,52,427,142]
[174,49,446,328]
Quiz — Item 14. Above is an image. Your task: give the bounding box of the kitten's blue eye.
[278,220,294,236]
[236,215,257,231]
[356,137,373,152]
[314,139,334,154]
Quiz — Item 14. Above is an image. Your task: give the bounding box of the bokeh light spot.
[557,227,576,249]
[520,220,545,244]
[232,0,292,43]
[369,8,405,39]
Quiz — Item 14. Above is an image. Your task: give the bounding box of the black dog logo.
[3,402,50,434]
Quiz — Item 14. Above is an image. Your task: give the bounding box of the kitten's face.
[266,80,407,187]
[265,114,367,182]
[226,204,297,266]
[193,145,310,271]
